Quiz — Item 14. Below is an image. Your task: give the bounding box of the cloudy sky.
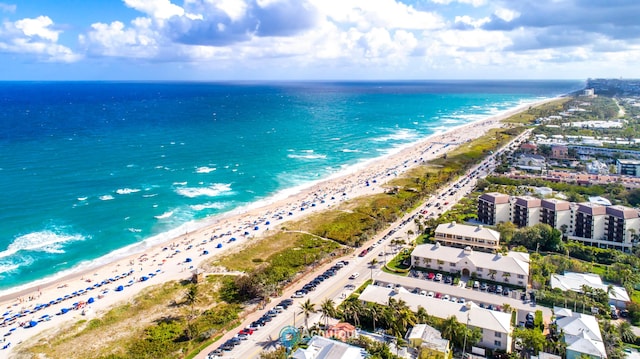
[1,0,639,80]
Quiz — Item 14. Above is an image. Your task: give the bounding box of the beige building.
[511,196,541,228]
[540,198,572,233]
[434,222,500,251]
[477,192,511,225]
[411,243,529,287]
[360,285,513,352]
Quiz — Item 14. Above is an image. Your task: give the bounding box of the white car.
[349,273,360,280]
[291,291,305,298]
[443,294,450,301]
[427,291,434,297]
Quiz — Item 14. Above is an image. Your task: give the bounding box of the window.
[450,263,456,267]
[494,340,502,347]
[517,274,524,279]
[477,268,483,272]
[495,332,502,338]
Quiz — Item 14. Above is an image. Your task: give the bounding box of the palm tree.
[320,298,336,328]
[441,315,460,343]
[502,272,511,283]
[341,297,362,327]
[618,321,636,343]
[300,299,316,330]
[416,306,429,324]
[367,302,381,332]
[183,283,200,340]
[368,258,379,280]
[488,269,497,280]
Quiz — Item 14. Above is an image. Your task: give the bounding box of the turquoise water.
[0,80,583,293]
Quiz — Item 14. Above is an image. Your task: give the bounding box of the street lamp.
[462,312,470,359]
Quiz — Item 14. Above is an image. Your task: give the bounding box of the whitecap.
[142,193,158,198]
[99,195,114,201]
[154,211,174,219]
[116,188,141,195]
[341,149,360,153]
[287,154,327,160]
[175,183,232,198]
[0,230,87,259]
[195,166,217,174]
[173,181,188,186]
[127,228,142,233]
[372,128,419,142]
[77,197,88,201]
[190,202,226,211]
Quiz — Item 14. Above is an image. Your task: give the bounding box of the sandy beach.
[0,99,551,356]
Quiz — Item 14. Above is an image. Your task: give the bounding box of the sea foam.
[174,183,232,198]
[0,230,86,259]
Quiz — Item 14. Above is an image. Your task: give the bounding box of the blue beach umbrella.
[202,250,209,255]
[140,276,149,281]
[28,321,37,328]
[115,285,124,292]
[265,221,270,225]
[185,258,192,263]
[216,243,222,248]
[60,308,69,314]
[87,297,95,304]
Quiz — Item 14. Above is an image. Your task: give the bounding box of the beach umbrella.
[115,285,124,292]
[185,258,192,263]
[265,221,270,225]
[230,237,236,241]
[60,308,69,314]
[140,276,149,281]
[202,250,209,255]
[254,225,260,230]
[216,243,222,248]
[311,203,316,207]
[87,297,95,304]
[28,320,37,327]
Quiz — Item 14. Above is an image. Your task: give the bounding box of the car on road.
[207,348,224,358]
[239,328,254,335]
[358,250,368,257]
[349,273,360,280]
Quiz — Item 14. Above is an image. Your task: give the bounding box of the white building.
[406,324,451,357]
[291,336,366,359]
[359,285,513,352]
[434,222,500,251]
[550,272,630,308]
[554,308,607,359]
[411,243,530,287]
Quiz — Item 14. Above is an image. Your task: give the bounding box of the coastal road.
[197,128,535,358]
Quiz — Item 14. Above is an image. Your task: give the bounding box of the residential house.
[554,309,607,359]
[406,324,451,359]
[550,272,630,308]
[291,336,366,359]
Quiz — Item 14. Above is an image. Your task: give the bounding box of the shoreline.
[1,96,560,355]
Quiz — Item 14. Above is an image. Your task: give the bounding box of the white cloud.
[454,15,490,28]
[0,2,16,13]
[494,7,520,22]
[0,15,80,62]
[14,16,59,42]
[430,0,486,7]
[212,0,247,22]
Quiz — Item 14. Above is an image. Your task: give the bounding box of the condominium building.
[511,196,541,227]
[540,198,572,231]
[617,159,640,177]
[477,193,640,252]
[477,192,510,225]
[434,222,500,251]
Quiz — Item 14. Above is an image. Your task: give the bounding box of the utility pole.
[462,312,470,359]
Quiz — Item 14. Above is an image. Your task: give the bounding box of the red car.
[427,272,435,280]
[239,328,254,335]
[358,249,368,257]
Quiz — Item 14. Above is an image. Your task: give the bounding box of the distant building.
[477,192,510,225]
[554,309,607,359]
[516,154,546,171]
[550,272,630,308]
[405,324,451,359]
[551,145,569,159]
[586,160,609,175]
[617,159,640,177]
[520,142,537,153]
[434,222,500,251]
[573,202,607,241]
[604,205,640,251]
[411,243,530,287]
[291,336,366,359]
[359,285,513,352]
[583,88,595,97]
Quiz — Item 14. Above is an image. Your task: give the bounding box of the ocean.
[0,80,583,293]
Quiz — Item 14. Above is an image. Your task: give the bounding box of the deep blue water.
[0,80,583,292]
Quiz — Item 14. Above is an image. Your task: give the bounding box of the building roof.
[435,222,500,242]
[412,243,530,276]
[359,285,512,334]
[514,195,542,208]
[406,324,449,352]
[606,205,640,220]
[617,159,640,165]
[291,336,366,359]
[577,202,607,215]
[541,198,571,211]
[556,312,607,358]
[478,192,510,205]
[550,272,630,303]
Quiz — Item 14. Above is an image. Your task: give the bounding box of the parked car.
[434,273,443,281]
[349,273,360,280]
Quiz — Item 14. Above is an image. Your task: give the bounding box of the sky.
[0,0,639,81]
